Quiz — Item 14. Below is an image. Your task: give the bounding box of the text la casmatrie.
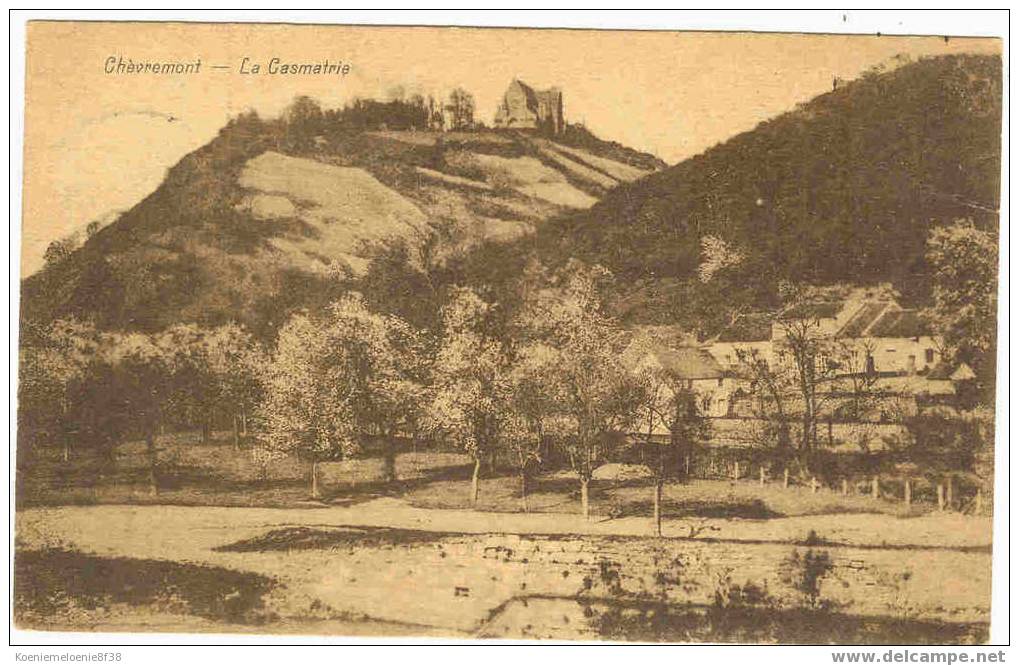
[103,56,352,76]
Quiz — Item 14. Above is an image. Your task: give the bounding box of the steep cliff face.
[21,118,661,338]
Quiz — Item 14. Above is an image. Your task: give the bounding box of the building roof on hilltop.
[510,79,538,103]
[867,308,927,338]
[649,346,725,380]
[714,313,773,343]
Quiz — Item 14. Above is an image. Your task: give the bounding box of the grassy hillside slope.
[21,116,661,338]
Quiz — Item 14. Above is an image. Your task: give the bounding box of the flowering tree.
[256,313,356,498]
[504,343,560,511]
[429,287,513,505]
[520,262,645,519]
[256,294,426,497]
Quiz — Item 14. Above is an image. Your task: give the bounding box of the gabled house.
[833,300,941,375]
[708,295,944,382]
[625,342,734,418]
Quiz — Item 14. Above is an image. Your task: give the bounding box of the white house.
[626,343,735,419]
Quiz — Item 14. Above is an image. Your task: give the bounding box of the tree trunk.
[310,460,320,499]
[778,422,791,450]
[146,430,159,496]
[946,476,954,511]
[519,470,529,512]
[471,457,481,505]
[232,415,240,450]
[801,410,812,453]
[904,478,911,506]
[653,478,663,536]
[382,437,397,483]
[580,477,590,520]
[201,420,210,445]
[872,476,880,500]
[240,411,248,437]
[62,440,70,463]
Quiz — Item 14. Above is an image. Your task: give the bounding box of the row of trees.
[280,88,477,150]
[20,219,996,520]
[19,321,263,495]
[18,260,708,529]
[256,262,698,525]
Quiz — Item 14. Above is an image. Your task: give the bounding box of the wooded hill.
[531,54,1001,333]
[21,54,1001,342]
[21,102,662,340]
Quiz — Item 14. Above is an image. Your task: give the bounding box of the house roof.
[649,347,725,380]
[928,360,976,381]
[837,302,890,338]
[779,301,843,320]
[715,313,773,343]
[867,308,927,338]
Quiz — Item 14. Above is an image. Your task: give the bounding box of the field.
[14,431,993,642]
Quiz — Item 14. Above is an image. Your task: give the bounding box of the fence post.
[904,478,911,506]
[760,466,766,486]
[937,483,945,511]
[810,477,818,494]
[842,479,848,496]
[871,476,880,500]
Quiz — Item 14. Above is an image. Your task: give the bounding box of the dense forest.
[530,54,1001,332]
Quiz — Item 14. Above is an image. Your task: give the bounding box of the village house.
[493,79,565,134]
[625,293,975,450]
[708,294,947,378]
[627,344,736,420]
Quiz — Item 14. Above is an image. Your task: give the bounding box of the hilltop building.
[493,79,565,134]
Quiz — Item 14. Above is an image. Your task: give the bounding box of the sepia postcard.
[11,14,1006,647]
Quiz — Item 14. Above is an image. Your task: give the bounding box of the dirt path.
[18,496,992,551]
[16,500,993,636]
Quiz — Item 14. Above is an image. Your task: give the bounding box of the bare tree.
[445,88,475,131]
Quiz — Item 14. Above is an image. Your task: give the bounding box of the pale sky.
[21,22,1001,275]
